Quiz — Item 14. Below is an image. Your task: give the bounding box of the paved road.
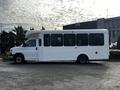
[0,61,120,90]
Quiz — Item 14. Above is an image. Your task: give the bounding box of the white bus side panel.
[42,47,76,61]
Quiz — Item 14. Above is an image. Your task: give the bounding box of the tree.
[0,31,9,53]
[8,31,16,49]
[0,26,27,53]
[0,31,16,53]
[13,26,27,46]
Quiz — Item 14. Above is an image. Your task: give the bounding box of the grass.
[0,53,9,62]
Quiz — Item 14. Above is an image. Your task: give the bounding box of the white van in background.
[9,29,109,64]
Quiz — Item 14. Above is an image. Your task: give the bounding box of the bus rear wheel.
[77,55,89,64]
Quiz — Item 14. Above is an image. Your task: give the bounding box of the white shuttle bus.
[10,29,109,64]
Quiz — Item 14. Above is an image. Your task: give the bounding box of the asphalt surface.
[0,61,120,90]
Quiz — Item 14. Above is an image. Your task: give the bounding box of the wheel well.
[77,54,89,60]
[14,53,24,59]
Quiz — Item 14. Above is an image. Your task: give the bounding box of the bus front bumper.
[8,53,14,60]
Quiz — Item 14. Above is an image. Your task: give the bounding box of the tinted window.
[39,39,41,46]
[77,34,88,46]
[64,34,75,46]
[51,34,63,46]
[89,33,104,46]
[25,39,36,47]
[44,34,50,46]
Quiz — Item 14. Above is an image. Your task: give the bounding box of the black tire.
[14,54,24,64]
[77,55,89,64]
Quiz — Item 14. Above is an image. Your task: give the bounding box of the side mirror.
[22,43,26,47]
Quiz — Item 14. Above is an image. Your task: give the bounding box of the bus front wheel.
[14,54,25,64]
[77,55,89,64]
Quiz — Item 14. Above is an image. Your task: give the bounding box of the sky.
[0,0,120,29]
[90,0,120,18]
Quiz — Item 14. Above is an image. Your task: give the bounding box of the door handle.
[36,47,38,50]
[75,47,77,49]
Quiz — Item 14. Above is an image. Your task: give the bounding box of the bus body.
[10,29,109,63]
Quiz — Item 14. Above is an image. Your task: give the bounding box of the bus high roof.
[26,29,108,38]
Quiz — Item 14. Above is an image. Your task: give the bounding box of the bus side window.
[77,34,88,46]
[51,34,63,46]
[64,34,75,46]
[89,33,104,46]
[44,34,50,46]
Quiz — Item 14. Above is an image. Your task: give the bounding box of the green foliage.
[0,53,9,61]
[0,31,15,53]
[13,26,27,46]
[0,26,27,54]
[8,31,16,48]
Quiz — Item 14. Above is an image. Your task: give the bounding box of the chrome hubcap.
[16,57,22,63]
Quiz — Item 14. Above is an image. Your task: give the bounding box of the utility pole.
[106,8,109,18]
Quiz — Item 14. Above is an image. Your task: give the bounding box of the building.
[63,17,120,43]
[97,17,120,43]
[63,20,97,29]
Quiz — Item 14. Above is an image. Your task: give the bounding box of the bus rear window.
[89,33,104,46]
